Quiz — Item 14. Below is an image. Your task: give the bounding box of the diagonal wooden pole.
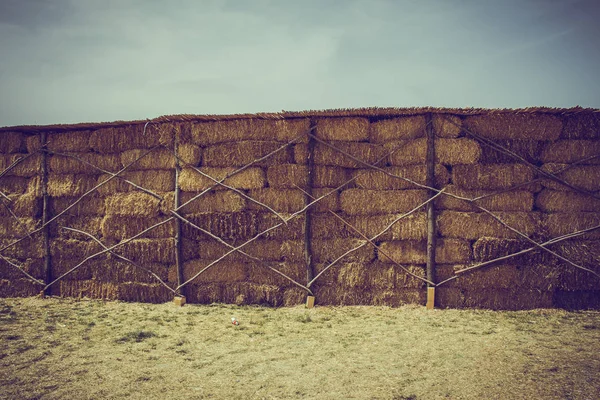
[425,113,437,309]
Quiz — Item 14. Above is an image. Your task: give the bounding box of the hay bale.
[222,282,283,306]
[378,239,471,264]
[0,279,41,297]
[386,138,481,166]
[536,189,600,212]
[266,164,308,189]
[47,174,98,198]
[155,123,176,148]
[472,237,532,262]
[554,240,600,291]
[0,217,39,238]
[435,287,465,308]
[436,185,534,211]
[353,164,449,190]
[47,131,91,152]
[191,118,310,146]
[0,132,24,153]
[0,258,44,280]
[366,263,396,290]
[203,141,292,167]
[0,193,42,218]
[256,212,305,240]
[313,284,373,306]
[0,153,41,177]
[101,215,175,240]
[58,280,120,300]
[96,170,175,194]
[118,282,172,303]
[540,164,600,192]
[433,114,462,138]
[395,265,427,289]
[312,238,374,263]
[540,140,600,164]
[50,238,101,265]
[561,113,600,139]
[172,191,247,214]
[452,164,535,190]
[89,125,164,153]
[311,212,427,240]
[369,116,426,142]
[117,238,176,264]
[282,287,307,306]
[25,135,42,153]
[180,212,258,241]
[479,140,544,164]
[340,189,429,215]
[105,192,161,217]
[294,142,387,168]
[312,263,339,285]
[0,177,30,195]
[463,113,562,140]
[50,256,95,281]
[371,288,426,307]
[184,239,305,263]
[49,153,122,175]
[250,261,305,287]
[177,143,202,166]
[121,148,175,170]
[185,282,223,304]
[314,166,351,188]
[461,288,554,310]
[553,290,600,310]
[0,238,44,260]
[544,212,600,239]
[316,117,369,141]
[50,195,105,216]
[437,211,542,240]
[178,167,265,192]
[49,216,103,239]
[311,188,340,212]
[336,262,368,288]
[248,188,305,213]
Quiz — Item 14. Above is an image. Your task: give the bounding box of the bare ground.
[0,297,599,400]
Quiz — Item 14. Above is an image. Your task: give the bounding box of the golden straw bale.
[517,263,561,291]
[49,216,103,239]
[178,167,265,192]
[177,143,202,166]
[250,261,305,287]
[58,280,120,300]
[437,211,542,240]
[121,148,175,170]
[294,142,387,168]
[47,174,98,198]
[536,189,600,212]
[221,282,283,306]
[461,288,554,310]
[248,188,305,213]
[311,212,427,240]
[0,257,44,280]
[0,279,42,298]
[47,131,91,152]
[51,256,95,281]
[155,123,176,148]
[316,117,369,141]
[452,164,535,190]
[282,287,307,306]
[267,164,308,188]
[353,164,449,190]
[0,193,42,218]
[479,140,544,164]
[117,238,176,264]
[50,238,101,266]
[433,114,462,138]
[89,125,163,153]
[472,237,531,262]
[314,166,350,188]
[395,265,427,289]
[311,188,340,212]
[371,289,426,307]
[544,213,600,239]
[336,262,368,288]
[378,239,471,264]
[558,246,600,291]
[184,239,305,263]
[49,153,122,175]
[203,141,292,167]
[540,164,600,192]
[0,217,39,238]
[369,116,426,142]
[463,113,562,140]
[50,195,105,216]
[0,132,24,153]
[340,189,429,215]
[435,287,465,308]
[454,264,522,290]
[105,192,161,217]
[118,282,172,303]
[312,263,338,285]
[366,263,396,290]
[0,176,30,195]
[387,138,481,166]
[561,113,600,139]
[553,290,600,310]
[185,283,223,304]
[249,118,311,143]
[436,185,534,212]
[256,212,305,240]
[313,284,373,306]
[0,153,41,177]
[312,238,374,263]
[540,140,600,164]
[180,212,258,241]
[25,135,42,153]
[101,215,175,240]
[0,238,44,260]
[96,170,175,194]
[192,118,310,146]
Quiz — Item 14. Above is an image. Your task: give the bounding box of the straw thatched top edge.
[2,106,599,134]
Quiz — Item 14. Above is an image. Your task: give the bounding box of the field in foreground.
[0,298,599,400]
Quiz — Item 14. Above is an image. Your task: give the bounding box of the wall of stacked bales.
[0,108,598,309]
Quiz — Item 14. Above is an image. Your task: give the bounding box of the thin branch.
[0,152,37,180]
[0,197,33,239]
[0,253,44,285]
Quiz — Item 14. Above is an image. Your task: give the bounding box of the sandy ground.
[0,297,599,400]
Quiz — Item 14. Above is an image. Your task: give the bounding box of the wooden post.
[174,129,186,301]
[304,121,316,288]
[425,113,437,309]
[41,132,52,296]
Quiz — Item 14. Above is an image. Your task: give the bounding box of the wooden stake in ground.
[425,113,437,308]
[41,132,52,296]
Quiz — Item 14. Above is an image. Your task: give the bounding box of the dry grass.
[1,298,599,399]
[463,114,563,140]
[316,117,370,141]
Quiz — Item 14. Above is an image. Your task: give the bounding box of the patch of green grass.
[115,330,157,343]
[296,313,312,323]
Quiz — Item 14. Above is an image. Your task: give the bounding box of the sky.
[0,0,599,127]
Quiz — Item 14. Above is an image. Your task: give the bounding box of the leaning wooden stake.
[173,128,186,303]
[41,132,52,297]
[425,113,437,309]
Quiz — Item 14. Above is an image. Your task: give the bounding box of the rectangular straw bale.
[203,141,292,167]
[185,239,305,263]
[353,164,449,190]
[294,142,387,168]
[561,113,600,139]
[313,284,373,306]
[436,185,534,211]
[518,263,561,291]
[479,140,544,164]
[250,118,311,143]
[249,261,305,287]
[50,256,95,281]
[192,118,310,146]
[435,287,465,308]
[472,237,532,262]
[58,280,120,300]
[50,195,105,216]
[180,212,258,241]
[311,188,340,212]
[105,192,161,217]
[311,212,427,240]
[0,217,39,238]
[366,263,396,290]
[0,279,41,298]
[386,138,481,166]
[536,189,600,212]
[540,164,600,192]
[314,166,351,188]
[452,164,535,190]
[49,153,122,175]
[175,188,249,215]
[463,113,562,140]
[369,116,426,142]
[283,287,307,306]
[544,212,600,239]
[101,215,175,240]
[49,216,103,239]
[0,153,41,177]
[121,148,175,170]
[0,176,30,195]
[118,282,172,303]
[316,117,369,141]
[0,258,44,280]
[117,238,176,264]
[178,167,265,192]
[340,189,429,215]
[50,238,101,266]
[437,211,542,239]
[89,125,163,153]
[248,188,305,213]
[25,134,41,153]
[378,238,471,264]
[47,174,98,198]
[184,283,223,304]
[336,262,369,288]
[96,170,175,194]
[0,238,44,260]
[395,265,427,289]
[256,212,305,240]
[540,140,600,164]
[454,264,523,290]
[553,240,600,291]
[177,143,202,166]
[222,282,283,306]
[433,114,462,138]
[371,288,426,307]
[312,238,374,263]
[312,263,339,286]
[267,164,308,188]
[461,288,554,310]
[0,193,41,218]
[553,290,600,310]
[47,131,92,152]
[0,132,24,153]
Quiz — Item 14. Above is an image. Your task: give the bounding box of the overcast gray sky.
[1,0,599,126]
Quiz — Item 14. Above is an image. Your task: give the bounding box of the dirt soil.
[0,297,599,400]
